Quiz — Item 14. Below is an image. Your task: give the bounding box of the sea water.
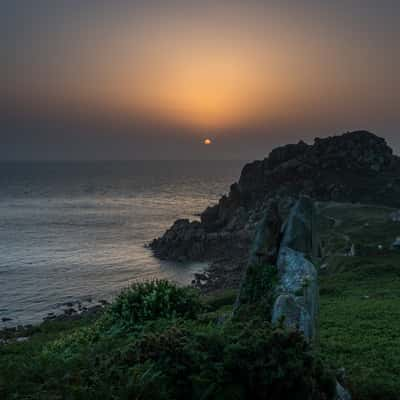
[0,161,242,326]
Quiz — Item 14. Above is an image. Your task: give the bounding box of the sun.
[203,138,212,145]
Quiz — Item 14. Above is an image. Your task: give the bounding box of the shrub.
[238,263,278,319]
[127,320,336,400]
[1,281,337,400]
[0,315,336,400]
[109,280,203,329]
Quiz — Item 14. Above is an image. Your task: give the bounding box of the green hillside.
[318,203,400,400]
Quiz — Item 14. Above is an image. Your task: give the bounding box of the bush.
[109,280,203,329]
[0,314,336,400]
[1,281,337,400]
[238,264,278,319]
[120,320,336,400]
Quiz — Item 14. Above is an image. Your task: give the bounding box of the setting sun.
[203,138,212,145]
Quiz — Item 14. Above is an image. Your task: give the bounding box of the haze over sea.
[0,161,242,327]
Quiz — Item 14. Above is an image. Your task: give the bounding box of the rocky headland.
[150,131,400,291]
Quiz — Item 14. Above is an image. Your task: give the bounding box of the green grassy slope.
[317,203,400,400]
[0,283,335,400]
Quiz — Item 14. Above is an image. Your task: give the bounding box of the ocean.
[0,161,243,327]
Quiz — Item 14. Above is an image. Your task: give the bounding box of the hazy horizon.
[2,1,399,160]
[0,131,399,162]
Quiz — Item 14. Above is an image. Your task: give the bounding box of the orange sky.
[2,0,400,159]
[7,1,398,128]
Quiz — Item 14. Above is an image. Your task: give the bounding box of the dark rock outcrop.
[150,220,206,261]
[237,130,400,206]
[150,131,400,262]
[149,216,252,263]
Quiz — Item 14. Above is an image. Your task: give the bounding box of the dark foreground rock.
[150,131,400,274]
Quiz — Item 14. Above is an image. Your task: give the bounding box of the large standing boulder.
[272,197,319,342]
[272,247,318,340]
[240,197,350,399]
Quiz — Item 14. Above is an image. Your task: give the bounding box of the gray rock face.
[392,237,400,250]
[390,210,400,222]
[277,247,317,293]
[272,295,302,324]
[336,382,352,400]
[273,246,318,341]
[272,197,319,342]
[272,294,314,339]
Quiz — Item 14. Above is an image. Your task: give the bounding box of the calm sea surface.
[0,161,243,327]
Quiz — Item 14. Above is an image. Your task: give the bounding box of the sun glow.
[119,58,286,129]
[22,5,325,132]
[83,38,291,130]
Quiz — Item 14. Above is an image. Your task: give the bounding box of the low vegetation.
[236,263,278,321]
[109,280,203,330]
[0,280,335,400]
[318,204,400,400]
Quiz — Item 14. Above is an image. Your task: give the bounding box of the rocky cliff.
[150,131,400,264]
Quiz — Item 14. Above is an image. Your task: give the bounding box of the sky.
[1,0,400,160]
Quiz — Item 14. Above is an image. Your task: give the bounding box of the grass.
[0,282,336,400]
[318,203,400,400]
[201,288,238,311]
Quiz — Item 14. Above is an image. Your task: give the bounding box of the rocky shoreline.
[0,300,109,343]
[191,256,247,293]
